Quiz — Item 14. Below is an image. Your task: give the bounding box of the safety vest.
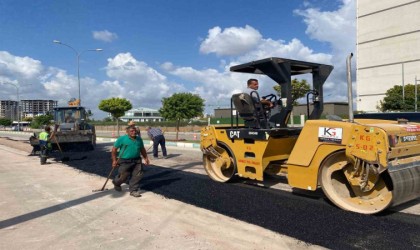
[39,131,49,141]
[38,131,52,149]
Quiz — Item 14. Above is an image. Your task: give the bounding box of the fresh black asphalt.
[51,143,420,250]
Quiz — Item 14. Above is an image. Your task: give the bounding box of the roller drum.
[388,162,420,207]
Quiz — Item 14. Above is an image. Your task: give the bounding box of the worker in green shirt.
[111,125,150,197]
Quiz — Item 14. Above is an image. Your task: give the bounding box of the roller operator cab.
[200,57,420,214]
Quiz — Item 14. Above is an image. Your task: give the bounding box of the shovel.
[52,135,70,162]
[92,145,127,192]
[92,167,115,192]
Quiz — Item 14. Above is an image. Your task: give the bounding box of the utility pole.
[402,63,405,107]
[415,76,420,112]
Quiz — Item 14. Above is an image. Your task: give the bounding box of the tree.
[30,114,53,129]
[378,84,418,112]
[98,97,132,136]
[273,78,311,105]
[159,93,204,140]
[0,118,12,127]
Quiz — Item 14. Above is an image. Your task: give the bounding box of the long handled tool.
[146,130,164,153]
[92,168,115,192]
[92,145,127,192]
[52,135,70,162]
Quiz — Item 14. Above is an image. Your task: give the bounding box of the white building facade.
[357,0,420,111]
[120,107,164,122]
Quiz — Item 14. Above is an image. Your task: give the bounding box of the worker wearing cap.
[128,120,141,137]
[111,125,150,197]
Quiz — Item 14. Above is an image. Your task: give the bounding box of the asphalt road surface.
[1,134,419,249]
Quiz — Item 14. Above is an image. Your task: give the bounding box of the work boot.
[130,190,142,197]
[112,180,122,192]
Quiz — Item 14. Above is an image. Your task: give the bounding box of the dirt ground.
[0,137,325,250]
[0,136,33,152]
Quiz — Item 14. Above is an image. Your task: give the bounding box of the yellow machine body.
[201,119,420,214]
[201,57,420,214]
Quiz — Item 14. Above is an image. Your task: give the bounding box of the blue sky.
[0,0,355,119]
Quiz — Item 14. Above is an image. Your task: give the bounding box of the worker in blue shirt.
[146,126,167,159]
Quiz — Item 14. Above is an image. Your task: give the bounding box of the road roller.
[200,56,420,214]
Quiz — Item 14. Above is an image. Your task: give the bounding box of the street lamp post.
[53,40,103,106]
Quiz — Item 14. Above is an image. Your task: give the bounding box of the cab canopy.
[230,57,333,127]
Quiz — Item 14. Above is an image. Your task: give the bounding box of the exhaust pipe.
[347,53,354,122]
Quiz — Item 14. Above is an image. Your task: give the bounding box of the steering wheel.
[261,94,278,109]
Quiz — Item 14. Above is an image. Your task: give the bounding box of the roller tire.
[320,151,393,214]
[203,145,236,183]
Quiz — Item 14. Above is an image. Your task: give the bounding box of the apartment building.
[20,99,58,118]
[357,0,420,111]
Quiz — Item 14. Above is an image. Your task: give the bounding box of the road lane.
[37,142,420,249]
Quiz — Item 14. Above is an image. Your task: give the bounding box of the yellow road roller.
[200,56,420,214]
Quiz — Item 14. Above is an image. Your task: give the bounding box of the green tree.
[102,117,113,122]
[98,97,132,136]
[273,78,311,105]
[23,117,33,122]
[31,114,53,129]
[378,84,418,111]
[159,93,204,140]
[0,118,12,127]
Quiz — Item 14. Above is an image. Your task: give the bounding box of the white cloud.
[0,51,43,81]
[106,53,166,82]
[92,30,118,42]
[0,0,356,118]
[200,25,262,56]
[165,29,333,109]
[294,0,356,101]
[103,52,185,109]
[0,50,187,119]
[295,0,356,56]
[163,0,356,111]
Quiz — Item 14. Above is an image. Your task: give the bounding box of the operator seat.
[231,92,268,129]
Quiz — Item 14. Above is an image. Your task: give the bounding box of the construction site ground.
[0,137,324,250]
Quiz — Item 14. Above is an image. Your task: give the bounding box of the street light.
[53,40,103,106]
